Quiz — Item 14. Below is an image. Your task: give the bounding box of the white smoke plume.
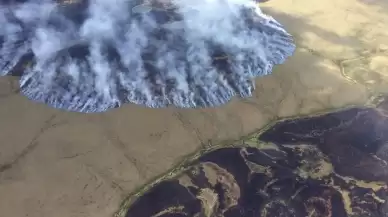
[0,0,295,113]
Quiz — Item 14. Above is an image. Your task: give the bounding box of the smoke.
[0,0,295,113]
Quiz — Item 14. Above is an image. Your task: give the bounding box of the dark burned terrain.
[125,96,388,217]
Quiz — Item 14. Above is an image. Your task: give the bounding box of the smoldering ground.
[0,0,295,113]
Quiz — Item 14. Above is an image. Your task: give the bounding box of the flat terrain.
[0,0,387,216]
[125,99,388,217]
